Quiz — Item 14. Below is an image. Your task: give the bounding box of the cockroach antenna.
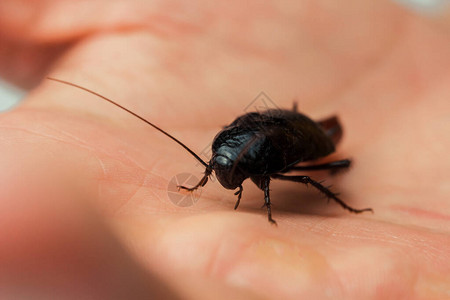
[46,77,209,168]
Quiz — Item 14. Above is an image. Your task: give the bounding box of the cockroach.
[47,77,373,224]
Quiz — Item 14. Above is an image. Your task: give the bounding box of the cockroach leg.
[262,176,277,225]
[285,159,351,172]
[178,167,212,192]
[234,185,243,210]
[271,174,373,214]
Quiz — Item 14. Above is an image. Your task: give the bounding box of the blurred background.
[0,79,25,111]
[0,0,448,112]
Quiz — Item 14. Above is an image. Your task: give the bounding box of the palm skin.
[0,0,449,299]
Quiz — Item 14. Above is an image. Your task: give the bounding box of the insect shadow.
[47,77,373,224]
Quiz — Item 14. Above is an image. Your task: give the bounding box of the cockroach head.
[211,154,248,190]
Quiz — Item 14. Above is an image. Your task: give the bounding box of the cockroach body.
[47,77,373,224]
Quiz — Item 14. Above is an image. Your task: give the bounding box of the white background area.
[0,79,25,112]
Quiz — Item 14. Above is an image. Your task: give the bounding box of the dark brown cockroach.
[47,77,373,224]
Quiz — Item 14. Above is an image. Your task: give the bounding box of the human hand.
[0,0,449,298]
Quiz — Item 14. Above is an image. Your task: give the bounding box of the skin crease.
[0,0,450,299]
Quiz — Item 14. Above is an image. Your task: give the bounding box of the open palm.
[0,0,449,298]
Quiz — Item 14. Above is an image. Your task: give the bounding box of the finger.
[0,37,71,88]
[123,212,450,299]
[3,0,410,111]
[0,0,152,87]
[0,0,150,41]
